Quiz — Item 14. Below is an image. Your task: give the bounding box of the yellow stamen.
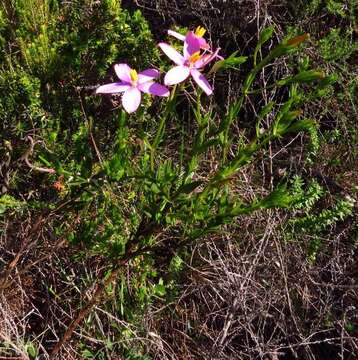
[189,51,202,63]
[194,26,206,38]
[129,69,138,82]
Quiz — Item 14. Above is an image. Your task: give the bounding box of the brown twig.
[20,136,56,174]
[48,263,123,359]
[0,215,44,290]
[48,232,154,359]
[0,238,67,291]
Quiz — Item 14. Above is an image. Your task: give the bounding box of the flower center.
[194,26,206,38]
[189,51,202,65]
[129,69,138,83]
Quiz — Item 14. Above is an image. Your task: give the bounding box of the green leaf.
[0,195,24,214]
[213,141,258,181]
[317,73,338,88]
[286,119,317,134]
[150,183,161,194]
[273,110,302,136]
[254,26,275,65]
[176,181,203,195]
[277,70,325,86]
[193,138,220,155]
[258,184,293,209]
[267,33,310,60]
[154,279,166,296]
[25,342,38,358]
[82,349,95,359]
[209,52,247,73]
[258,26,275,46]
[38,154,53,167]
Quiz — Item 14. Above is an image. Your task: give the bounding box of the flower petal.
[114,63,132,82]
[138,82,170,97]
[158,43,185,65]
[184,31,201,58]
[164,65,190,86]
[96,82,131,94]
[190,68,213,95]
[138,69,160,84]
[168,29,186,41]
[122,87,141,113]
[198,37,210,50]
[194,48,221,69]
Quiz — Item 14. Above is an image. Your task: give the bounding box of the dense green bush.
[0,0,161,200]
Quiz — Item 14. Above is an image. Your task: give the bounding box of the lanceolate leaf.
[176,181,203,196]
[286,119,317,133]
[209,52,248,73]
[254,26,275,65]
[277,70,325,86]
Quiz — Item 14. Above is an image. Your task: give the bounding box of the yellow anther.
[189,51,202,63]
[129,69,138,82]
[195,26,206,37]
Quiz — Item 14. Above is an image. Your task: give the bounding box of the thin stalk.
[150,84,179,171]
[222,49,280,161]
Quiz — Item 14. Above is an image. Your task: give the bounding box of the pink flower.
[168,26,224,61]
[159,31,220,95]
[168,26,210,50]
[96,64,170,113]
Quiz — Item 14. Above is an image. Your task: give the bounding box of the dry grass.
[145,211,357,359]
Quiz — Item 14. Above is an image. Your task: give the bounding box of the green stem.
[222,50,279,161]
[150,84,179,171]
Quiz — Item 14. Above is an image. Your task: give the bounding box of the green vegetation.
[0,0,356,359]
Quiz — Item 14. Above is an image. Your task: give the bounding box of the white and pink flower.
[96,64,169,113]
[159,28,221,95]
